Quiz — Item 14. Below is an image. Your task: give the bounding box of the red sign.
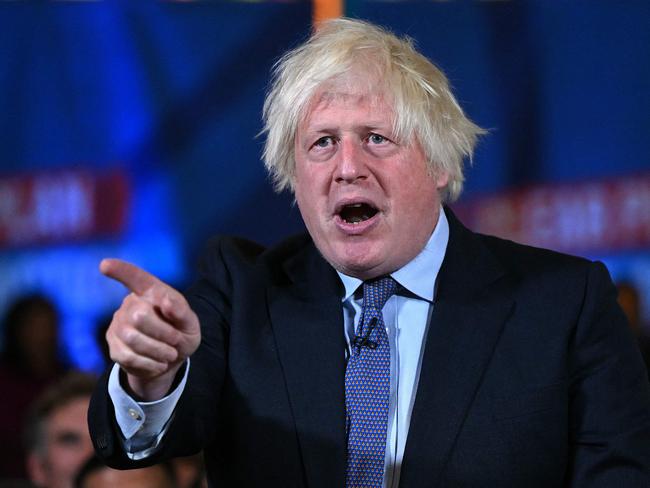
[0,169,130,248]
[453,173,650,254]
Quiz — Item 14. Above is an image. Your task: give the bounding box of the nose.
[334,138,368,184]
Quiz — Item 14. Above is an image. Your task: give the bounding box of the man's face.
[28,396,94,488]
[294,78,448,279]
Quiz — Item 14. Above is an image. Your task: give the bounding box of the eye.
[367,133,388,145]
[312,136,335,149]
[55,431,82,447]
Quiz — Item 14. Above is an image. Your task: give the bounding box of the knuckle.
[154,362,169,375]
[121,327,139,345]
[167,348,179,362]
[109,346,128,365]
[130,304,151,325]
[167,329,182,347]
[120,349,141,368]
[160,343,178,362]
[161,292,179,315]
[121,292,136,308]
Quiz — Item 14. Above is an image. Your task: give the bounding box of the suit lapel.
[267,242,347,488]
[400,209,515,487]
[265,210,515,487]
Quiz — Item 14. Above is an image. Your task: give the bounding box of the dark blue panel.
[348,1,650,196]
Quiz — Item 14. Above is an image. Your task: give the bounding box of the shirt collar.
[337,207,449,303]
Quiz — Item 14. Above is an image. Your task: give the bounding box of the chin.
[336,244,378,266]
[335,255,388,279]
[317,236,389,277]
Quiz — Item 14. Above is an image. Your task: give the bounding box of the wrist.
[121,361,186,401]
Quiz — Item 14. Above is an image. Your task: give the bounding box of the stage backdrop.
[0,1,648,370]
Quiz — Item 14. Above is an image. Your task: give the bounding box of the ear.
[434,170,450,190]
[27,452,48,486]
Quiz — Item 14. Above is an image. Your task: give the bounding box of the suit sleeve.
[566,262,650,486]
[88,238,234,468]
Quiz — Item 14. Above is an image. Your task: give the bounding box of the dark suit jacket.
[89,208,650,487]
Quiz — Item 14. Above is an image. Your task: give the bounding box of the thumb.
[159,292,196,330]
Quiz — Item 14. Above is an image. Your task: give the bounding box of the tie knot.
[362,276,396,311]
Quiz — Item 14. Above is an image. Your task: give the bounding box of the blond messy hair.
[262,17,484,201]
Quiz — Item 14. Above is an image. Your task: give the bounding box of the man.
[0,294,68,480]
[88,18,650,487]
[25,372,96,488]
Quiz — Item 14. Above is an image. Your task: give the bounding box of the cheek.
[396,173,429,201]
[294,169,328,220]
[294,182,319,232]
[294,178,310,211]
[295,165,323,194]
[393,176,441,222]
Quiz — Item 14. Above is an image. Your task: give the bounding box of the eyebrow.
[53,431,83,443]
[303,123,393,135]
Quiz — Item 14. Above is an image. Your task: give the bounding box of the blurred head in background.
[24,372,97,488]
[170,453,207,488]
[617,282,644,334]
[74,456,176,488]
[1,294,64,378]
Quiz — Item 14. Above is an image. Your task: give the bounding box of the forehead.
[87,466,171,487]
[47,396,90,430]
[310,89,385,111]
[301,76,395,129]
[299,84,394,131]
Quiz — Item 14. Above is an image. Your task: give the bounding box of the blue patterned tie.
[345,276,397,488]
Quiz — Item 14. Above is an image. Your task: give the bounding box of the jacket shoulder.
[197,233,314,280]
[478,233,593,275]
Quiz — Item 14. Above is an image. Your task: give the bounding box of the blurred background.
[0,1,648,381]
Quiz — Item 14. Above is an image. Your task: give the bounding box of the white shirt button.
[128,408,142,421]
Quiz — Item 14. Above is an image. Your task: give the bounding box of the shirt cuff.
[107,360,189,453]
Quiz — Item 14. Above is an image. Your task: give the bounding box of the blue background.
[0,1,648,371]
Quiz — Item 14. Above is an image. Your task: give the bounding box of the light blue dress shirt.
[337,209,449,488]
[109,209,449,486]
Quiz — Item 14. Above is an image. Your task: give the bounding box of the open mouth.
[338,203,379,224]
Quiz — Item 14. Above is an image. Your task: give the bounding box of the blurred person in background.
[0,295,69,480]
[617,282,650,377]
[171,452,208,488]
[170,454,206,488]
[23,372,96,488]
[74,456,176,488]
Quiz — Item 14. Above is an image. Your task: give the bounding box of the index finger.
[100,258,160,296]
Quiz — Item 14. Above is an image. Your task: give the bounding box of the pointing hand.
[100,259,200,400]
